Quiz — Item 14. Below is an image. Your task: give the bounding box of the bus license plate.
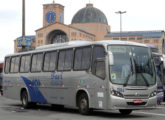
[133,99,142,104]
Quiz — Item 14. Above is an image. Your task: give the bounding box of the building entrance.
[47,30,69,44]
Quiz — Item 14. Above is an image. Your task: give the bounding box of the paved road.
[0,96,165,120]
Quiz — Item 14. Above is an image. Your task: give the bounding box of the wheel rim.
[22,97,26,106]
[22,93,27,106]
[80,98,87,112]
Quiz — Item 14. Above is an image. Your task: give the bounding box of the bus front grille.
[124,94,149,99]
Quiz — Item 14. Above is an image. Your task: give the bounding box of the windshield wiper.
[132,58,150,87]
[123,58,134,87]
[123,73,132,87]
[139,73,150,87]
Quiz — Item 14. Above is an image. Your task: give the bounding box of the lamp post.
[22,0,26,51]
[115,11,126,40]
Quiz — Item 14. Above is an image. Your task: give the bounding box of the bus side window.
[20,55,31,73]
[43,51,57,72]
[64,49,73,70]
[43,53,50,71]
[10,57,15,73]
[92,46,105,74]
[25,55,31,72]
[74,46,91,70]
[20,56,25,72]
[49,52,57,71]
[58,49,73,71]
[82,47,91,69]
[95,60,105,79]
[10,56,20,73]
[31,53,43,72]
[5,57,10,73]
[74,48,82,70]
[31,54,37,72]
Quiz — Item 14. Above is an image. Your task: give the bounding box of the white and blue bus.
[3,40,157,115]
[147,45,165,103]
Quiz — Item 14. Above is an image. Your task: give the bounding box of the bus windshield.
[108,45,156,86]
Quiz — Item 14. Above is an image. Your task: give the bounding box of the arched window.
[47,30,69,44]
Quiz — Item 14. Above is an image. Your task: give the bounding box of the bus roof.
[96,40,147,47]
[5,40,148,57]
[36,40,147,50]
[146,44,157,48]
[36,40,93,50]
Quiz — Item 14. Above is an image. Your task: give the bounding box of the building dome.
[71,4,108,25]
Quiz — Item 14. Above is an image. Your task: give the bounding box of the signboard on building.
[17,36,35,47]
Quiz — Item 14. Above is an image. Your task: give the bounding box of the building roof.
[71,4,108,25]
[43,3,64,8]
[105,30,164,38]
[36,22,95,37]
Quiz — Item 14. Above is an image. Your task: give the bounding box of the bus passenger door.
[90,45,108,109]
[92,58,107,109]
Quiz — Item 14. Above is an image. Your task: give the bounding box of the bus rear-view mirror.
[161,55,165,68]
[108,51,114,66]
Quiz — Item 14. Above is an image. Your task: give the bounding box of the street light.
[22,0,26,51]
[115,11,126,40]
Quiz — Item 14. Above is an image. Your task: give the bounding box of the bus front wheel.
[78,93,90,115]
[21,90,30,108]
[119,109,132,115]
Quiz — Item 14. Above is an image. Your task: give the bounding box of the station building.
[14,2,165,53]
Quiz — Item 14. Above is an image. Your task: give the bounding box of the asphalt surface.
[0,95,165,120]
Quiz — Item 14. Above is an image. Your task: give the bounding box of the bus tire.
[21,90,30,109]
[119,109,132,115]
[78,93,90,115]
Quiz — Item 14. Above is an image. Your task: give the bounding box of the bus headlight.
[149,91,157,98]
[111,89,124,98]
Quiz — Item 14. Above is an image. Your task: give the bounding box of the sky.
[0,0,165,62]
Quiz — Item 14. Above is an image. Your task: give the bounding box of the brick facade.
[14,2,165,53]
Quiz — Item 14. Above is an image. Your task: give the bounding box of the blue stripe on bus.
[21,76,47,104]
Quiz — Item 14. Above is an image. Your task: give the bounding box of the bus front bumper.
[109,95,157,110]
